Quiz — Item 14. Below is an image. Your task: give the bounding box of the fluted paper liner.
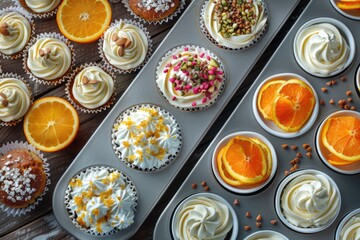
[64,166,138,236]
[0,141,50,217]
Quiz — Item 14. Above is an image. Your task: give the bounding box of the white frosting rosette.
[65,166,138,236]
[201,0,268,50]
[0,72,32,126]
[111,104,182,171]
[23,32,75,85]
[13,0,61,18]
[99,19,153,74]
[66,63,116,113]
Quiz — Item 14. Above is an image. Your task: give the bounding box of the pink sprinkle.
[203,83,209,89]
[174,66,180,71]
[169,78,175,83]
[175,80,180,85]
[202,98,207,103]
[200,53,205,58]
[174,87,181,91]
[217,77,223,82]
[192,102,197,107]
[216,71,224,75]
[172,55,178,59]
[212,67,217,72]
[163,69,169,73]
[193,87,199,94]
[192,61,197,66]
[185,85,192,90]
[209,80,215,86]
[166,63,172,67]
[172,96,176,100]
[203,74,208,80]
[208,70,214,75]
[184,71,189,76]
[200,85,204,90]
[184,47,189,51]
[206,56,211,61]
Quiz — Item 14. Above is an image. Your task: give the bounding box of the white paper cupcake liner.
[23,32,76,85]
[0,141,50,217]
[99,19,153,74]
[0,6,36,60]
[121,0,186,25]
[155,45,226,112]
[12,0,59,19]
[0,72,33,127]
[200,0,268,50]
[111,104,183,171]
[65,62,117,114]
[64,165,138,236]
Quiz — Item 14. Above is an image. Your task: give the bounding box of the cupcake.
[111,104,182,171]
[253,73,319,138]
[156,45,225,111]
[316,110,360,174]
[16,0,61,18]
[336,209,360,240]
[293,18,355,77]
[201,0,268,49]
[171,193,238,240]
[65,166,137,235]
[275,169,341,233]
[0,8,33,59]
[24,33,74,85]
[212,132,277,194]
[244,230,289,240]
[0,141,49,216]
[66,63,115,113]
[128,0,180,22]
[100,19,152,74]
[0,74,32,126]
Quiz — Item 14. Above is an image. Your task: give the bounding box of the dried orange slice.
[327,154,353,166]
[257,80,285,120]
[251,138,272,178]
[322,116,360,162]
[24,97,79,152]
[337,0,360,10]
[56,0,112,43]
[216,148,244,186]
[222,136,267,184]
[272,79,315,132]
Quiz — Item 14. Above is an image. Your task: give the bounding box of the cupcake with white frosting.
[201,0,268,49]
[294,18,355,77]
[66,63,116,113]
[65,166,137,235]
[275,169,341,233]
[111,104,182,171]
[24,32,75,85]
[15,0,61,18]
[172,193,237,240]
[0,73,32,126]
[0,8,34,59]
[336,209,360,240]
[100,19,152,74]
[156,45,226,111]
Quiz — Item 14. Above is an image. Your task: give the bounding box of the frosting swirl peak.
[24,0,61,13]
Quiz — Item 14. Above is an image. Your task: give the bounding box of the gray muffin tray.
[52,0,300,239]
[154,0,360,239]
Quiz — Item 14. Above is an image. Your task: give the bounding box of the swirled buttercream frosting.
[112,105,181,170]
[72,66,114,109]
[156,46,225,109]
[281,173,340,228]
[27,37,72,80]
[67,168,137,234]
[0,11,31,55]
[174,196,233,240]
[295,23,350,77]
[0,78,31,122]
[203,0,267,49]
[103,20,148,70]
[24,0,61,13]
[340,214,360,240]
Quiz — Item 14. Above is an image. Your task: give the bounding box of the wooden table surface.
[0,0,310,239]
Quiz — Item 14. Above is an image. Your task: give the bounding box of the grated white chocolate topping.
[113,106,181,170]
[0,12,31,55]
[67,168,137,234]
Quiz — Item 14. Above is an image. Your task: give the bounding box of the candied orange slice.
[257,80,285,120]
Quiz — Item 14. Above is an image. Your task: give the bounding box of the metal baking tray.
[154,0,360,239]
[52,0,301,239]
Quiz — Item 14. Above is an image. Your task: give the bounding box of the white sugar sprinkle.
[139,0,176,13]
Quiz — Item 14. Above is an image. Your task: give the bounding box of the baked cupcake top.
[103,20,148,71]
[27,37,72,80]
[156,46,225,110]
[72,66,114,109]
[0,11,31,55]
[0,149,47,209]
[112,105,181,170]
[128,0,180,22]
[339,214,360,239]
[24,0,61,13]
[295,23,349,77]
[281,172,340,228]
[0,78,31,123]
[173,196,233,240]
[67,168,137,235]
[203,0,267,49]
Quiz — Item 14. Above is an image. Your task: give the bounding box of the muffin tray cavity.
[52,0,300,239]
[154,0,360,239]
